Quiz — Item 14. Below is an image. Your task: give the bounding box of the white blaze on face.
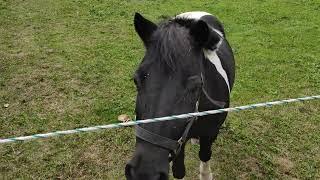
[176,11,231,93]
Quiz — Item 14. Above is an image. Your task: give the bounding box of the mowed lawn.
[0,0,319,179]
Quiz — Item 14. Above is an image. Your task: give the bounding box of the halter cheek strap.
[134,72,227,161]
[135,83,225,161]
[200,73,226,108]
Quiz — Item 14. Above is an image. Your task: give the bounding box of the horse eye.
[142,73,149,80]
[133,71,150,91]
[138,72,149,82]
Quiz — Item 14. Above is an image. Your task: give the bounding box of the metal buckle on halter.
[169,137,184,162]
[174,137,183,155]
[177,137,183,145]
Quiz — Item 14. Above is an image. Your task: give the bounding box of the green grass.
[0,0,319,179]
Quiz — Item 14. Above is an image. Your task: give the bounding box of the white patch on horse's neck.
[211,27,223,37]
[177,11,211,19]
[203,49,230,93]
[176,11,223,37]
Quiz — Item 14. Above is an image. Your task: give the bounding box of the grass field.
[0,0,319,179]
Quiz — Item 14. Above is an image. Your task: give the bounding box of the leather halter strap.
[135,80,226,160]
[136,117,195,153]
[201,73,226,108]
[135,125,180,151]
[135,76,226,161]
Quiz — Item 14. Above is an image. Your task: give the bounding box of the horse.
[125,11,235,180]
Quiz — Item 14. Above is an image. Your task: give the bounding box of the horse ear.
[134,13,157,46]
[190,20,221,50]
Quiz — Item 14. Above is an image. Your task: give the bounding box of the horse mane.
[148,18,198,72]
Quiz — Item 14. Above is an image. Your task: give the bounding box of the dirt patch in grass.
[274,156,294,175]
[241,157,266,178]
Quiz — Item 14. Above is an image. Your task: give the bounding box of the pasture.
[0,0,319,179]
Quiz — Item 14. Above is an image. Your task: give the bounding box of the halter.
[135,72,226,161]
[135,27,226,161]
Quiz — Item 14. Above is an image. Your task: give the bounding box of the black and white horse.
[126,12,235,180]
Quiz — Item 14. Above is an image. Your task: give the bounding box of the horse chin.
[125,163,169,180]
[126,142,170,180]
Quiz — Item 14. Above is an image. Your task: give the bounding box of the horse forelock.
[147,18,199,72]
